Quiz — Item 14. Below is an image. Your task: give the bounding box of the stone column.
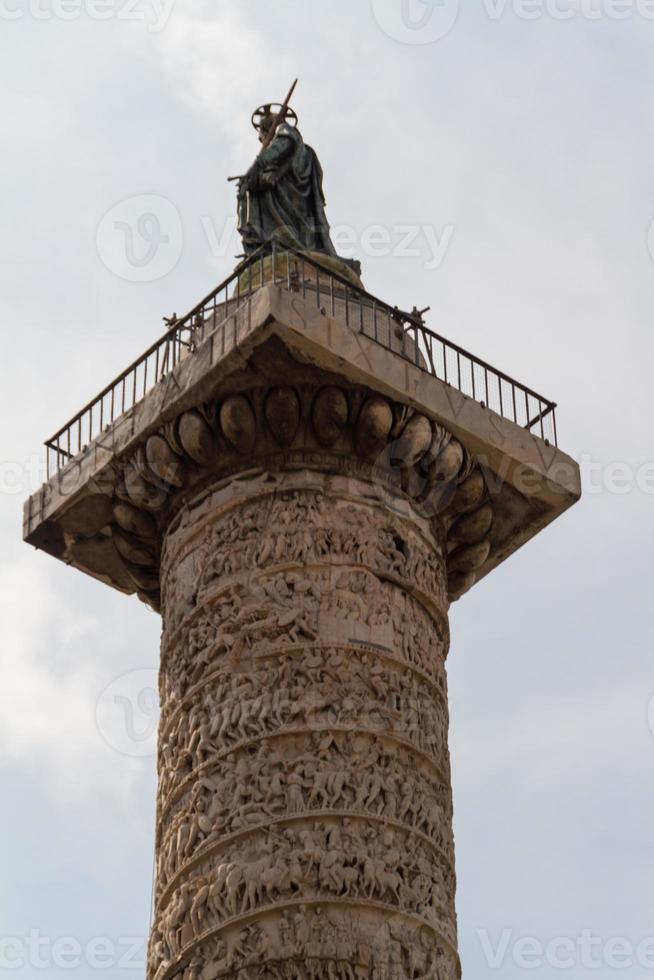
[149,459,461,980]
[24,271,580,980]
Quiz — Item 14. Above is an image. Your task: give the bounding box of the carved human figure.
[151,471,459,980]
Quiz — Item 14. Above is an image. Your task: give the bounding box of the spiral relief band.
[150,469,461,980]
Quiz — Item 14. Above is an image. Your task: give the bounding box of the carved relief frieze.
[149,468,461,979]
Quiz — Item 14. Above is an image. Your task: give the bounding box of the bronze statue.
[233,82,340,260]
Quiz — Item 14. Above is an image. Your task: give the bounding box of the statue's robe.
[238,123,338,257]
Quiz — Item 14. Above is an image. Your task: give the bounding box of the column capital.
[24,285,580,613]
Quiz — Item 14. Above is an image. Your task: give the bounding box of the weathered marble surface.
[150,468,460,980]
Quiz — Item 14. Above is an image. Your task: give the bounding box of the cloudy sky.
[2,0,653,976]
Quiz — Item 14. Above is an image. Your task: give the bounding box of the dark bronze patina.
[233,81,341,261]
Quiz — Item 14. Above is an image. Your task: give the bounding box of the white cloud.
[149,2,292,157]
[0,558,96,756]
[0,553,149,817]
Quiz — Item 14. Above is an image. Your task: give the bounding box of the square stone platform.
[23,283,581,600]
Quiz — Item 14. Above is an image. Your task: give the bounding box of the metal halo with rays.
[251,103,299,131]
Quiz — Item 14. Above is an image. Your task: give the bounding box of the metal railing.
[44,245,558,476]
[44,249,264,478]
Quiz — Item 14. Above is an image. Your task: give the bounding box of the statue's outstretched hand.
[245,163,278,193]
[244,161,264,192]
